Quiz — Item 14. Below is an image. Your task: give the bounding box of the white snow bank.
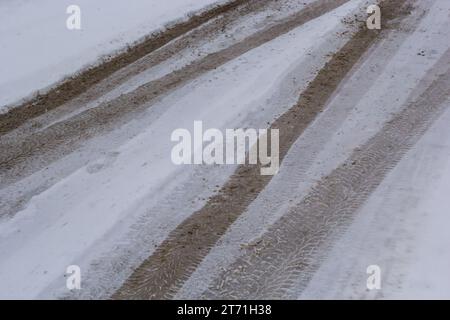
[0,0,224,112]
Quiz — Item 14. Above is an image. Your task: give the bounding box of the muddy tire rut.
[113,0,416,300]
[1,0,442,301]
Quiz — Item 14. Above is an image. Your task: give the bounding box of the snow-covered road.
[0,0,449,299]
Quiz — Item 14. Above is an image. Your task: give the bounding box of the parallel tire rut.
[112,0,411,300]
[202,51,450,299]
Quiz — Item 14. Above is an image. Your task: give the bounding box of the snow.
[1,0,449,299]
[0,0,226,112]
[397,136,450,299]
[0,0,362,299]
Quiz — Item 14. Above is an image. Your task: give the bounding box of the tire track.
[0,0,254,135]
[113,0,412,300]
[201,50,450,299]
[0,0,349,188]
